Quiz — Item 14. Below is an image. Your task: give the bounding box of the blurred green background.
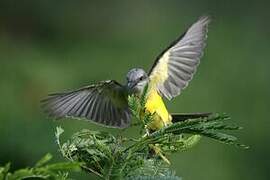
[0,0,269,179]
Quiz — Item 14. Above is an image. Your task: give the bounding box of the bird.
[41,16,211,131]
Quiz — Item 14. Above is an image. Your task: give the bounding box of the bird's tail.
[171,112,212,123]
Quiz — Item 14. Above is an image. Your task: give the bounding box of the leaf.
[139,84,149,107]
[126,174,181,180]
[46,162,81,172]
[1,153,81,180]
[147,113,248,148]
[35,153,53,167]
[52,95,248,179]
[56,126,64,145]
[0,163,11,179]
[9,168,49,180]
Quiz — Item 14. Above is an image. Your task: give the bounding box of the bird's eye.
[139,76,144,81]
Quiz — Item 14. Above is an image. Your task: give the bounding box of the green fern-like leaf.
[54,93,247,179]
[0,153,81,180]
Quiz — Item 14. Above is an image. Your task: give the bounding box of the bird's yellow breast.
[144,90,172,130]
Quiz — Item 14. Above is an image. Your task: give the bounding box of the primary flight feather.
[148,16,210,100]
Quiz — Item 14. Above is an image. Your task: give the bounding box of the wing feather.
[41,80,131,128]
[148,16,210,100]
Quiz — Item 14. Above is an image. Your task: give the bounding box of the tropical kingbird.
[42,16,211,130]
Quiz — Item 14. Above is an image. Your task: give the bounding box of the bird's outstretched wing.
[148,16,210,100]
[41,80,131,128]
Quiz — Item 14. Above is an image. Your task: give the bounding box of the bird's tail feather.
[171,112,212,123]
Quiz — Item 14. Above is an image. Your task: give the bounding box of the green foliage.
[56,127,180,179]
[55,92,247,179]
[0,153,81,180]
[128,85,155,134]
[0,88,247,180]
[149,113,249,149]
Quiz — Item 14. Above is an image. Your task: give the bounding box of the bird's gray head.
[126,68,149,94]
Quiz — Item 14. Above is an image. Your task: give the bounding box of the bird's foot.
[142,128,150,138]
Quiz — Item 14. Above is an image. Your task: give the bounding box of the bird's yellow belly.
[144,90,172,130]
